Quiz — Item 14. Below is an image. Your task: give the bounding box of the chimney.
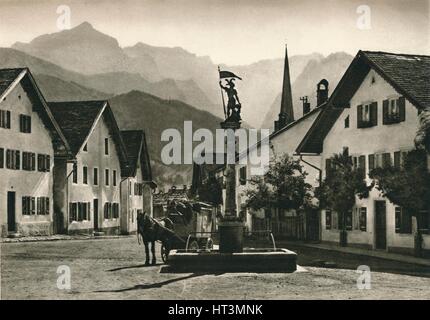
[274,44,294,131]
[317,79,329,106]
[300,96,311,115]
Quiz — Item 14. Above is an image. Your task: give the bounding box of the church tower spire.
[274,44,294,131]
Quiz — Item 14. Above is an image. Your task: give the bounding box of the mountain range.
[2,21,355,186]
[10,22,352,127]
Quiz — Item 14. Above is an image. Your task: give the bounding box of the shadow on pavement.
[107,263,163,272]
[93,273,201,293]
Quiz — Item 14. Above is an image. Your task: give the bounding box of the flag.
[219,70,242,80]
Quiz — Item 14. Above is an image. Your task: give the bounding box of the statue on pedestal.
[218,67,242,124]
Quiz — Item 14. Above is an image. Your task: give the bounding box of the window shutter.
[382,100,389,124]
[325,158,332,176]
[19,115,23,132]
[28,116,31,133]
[31,153,35,171]
[37,197,41,215]
[6,111,11,129]
[46,155,50,172]
[398,97,406,122]
[370,102,378,126]
[0,148,3,168]
[46,198,50,215]
[359,155,366,179]
[16,150,20,170]
[394,151,401,168]
[368,154,375,172]
[360,207,367,231]
[325,209,332,230]
[357,105,363,128]
[31,197,35,215]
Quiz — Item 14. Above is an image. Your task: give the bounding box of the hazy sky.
[0,0,429,65]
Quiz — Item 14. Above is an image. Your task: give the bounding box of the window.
[36,197,50,215]
[113,170,117,186]
[104,138,109,155]
[105,169,110,186]
[93,168,98,185]
[19,114,31,133]
[6,149,20,170]
[134,183,143,196]
[344,116,350,128]
[359,207,367,231]
[395,207,412,234]
[357,102,377,128]
[83,143,88,152]
[383,97,405,125]
[239,166,247,185]
[83,166,88,184]
[37,154,50,172]
[0,110,11,129]
[325,209,332,230]
[0,148,3,168]
[23,152,36,171]
[113,203,119,218]
[22,196,36,215]
[418,210,430,234]
[69,202,90,222]
[382,153,391,168]
[345,210,353,231]
[72,164,78,184]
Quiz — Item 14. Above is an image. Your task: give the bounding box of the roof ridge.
[362,50,430,58]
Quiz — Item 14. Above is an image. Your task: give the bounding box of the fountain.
[166,66,297,273]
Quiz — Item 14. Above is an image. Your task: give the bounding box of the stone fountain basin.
[165,248,297,273]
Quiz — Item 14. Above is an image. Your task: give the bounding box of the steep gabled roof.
[0,67,70,156]
[296,50,430,154]
[48,100,129,170]
[121,130,153,181]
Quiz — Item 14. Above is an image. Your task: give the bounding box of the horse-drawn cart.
[160,201,216,262]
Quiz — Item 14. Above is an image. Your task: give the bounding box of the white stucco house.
[296,51,430,256]
[0,68,70,237]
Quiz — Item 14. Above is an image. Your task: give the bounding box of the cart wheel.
[161,244,169,263]
[189,240,199,250]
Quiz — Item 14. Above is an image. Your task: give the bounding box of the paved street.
[1,237,429,300]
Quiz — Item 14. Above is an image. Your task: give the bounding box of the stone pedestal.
[218,218,244,253]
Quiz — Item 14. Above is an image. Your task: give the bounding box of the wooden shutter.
[46,155,50,172]
[16,150,20,170]
[360,207,367,231]
[394,151,401,168]
[357,105,363,128]
[325,158,332,176]
[382,100,389,124]
[19,114,24,132]
[22,197,27,215]
[0,148,3,168]
[46,198,50,215]
[6,111,11,129]
[37,154,42,171]
[370,102,378,126]
[359,155,366,179]
[325,209,332,230]
[37,197,41,215]
[31,153,35,171]
[398,97,406,122]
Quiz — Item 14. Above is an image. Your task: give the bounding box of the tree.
[369,149,430,256]
[315,149,372,246]
[244,154,313,214]
[196,174,223,206]
[415,109,430,153]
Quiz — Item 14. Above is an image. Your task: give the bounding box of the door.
[375,201,387,249]
[93,199,99,231]
[7,192,16,232]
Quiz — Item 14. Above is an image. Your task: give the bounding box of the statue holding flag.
[218,67,242,122]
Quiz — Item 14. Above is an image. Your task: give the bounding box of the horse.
[136,211,175,265]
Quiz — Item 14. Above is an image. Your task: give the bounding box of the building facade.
[0,68,69,237]
[120,130,155,234]
[50,100,129,235]
[297,51,430,256]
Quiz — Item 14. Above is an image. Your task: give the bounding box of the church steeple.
[274,44,294,131]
